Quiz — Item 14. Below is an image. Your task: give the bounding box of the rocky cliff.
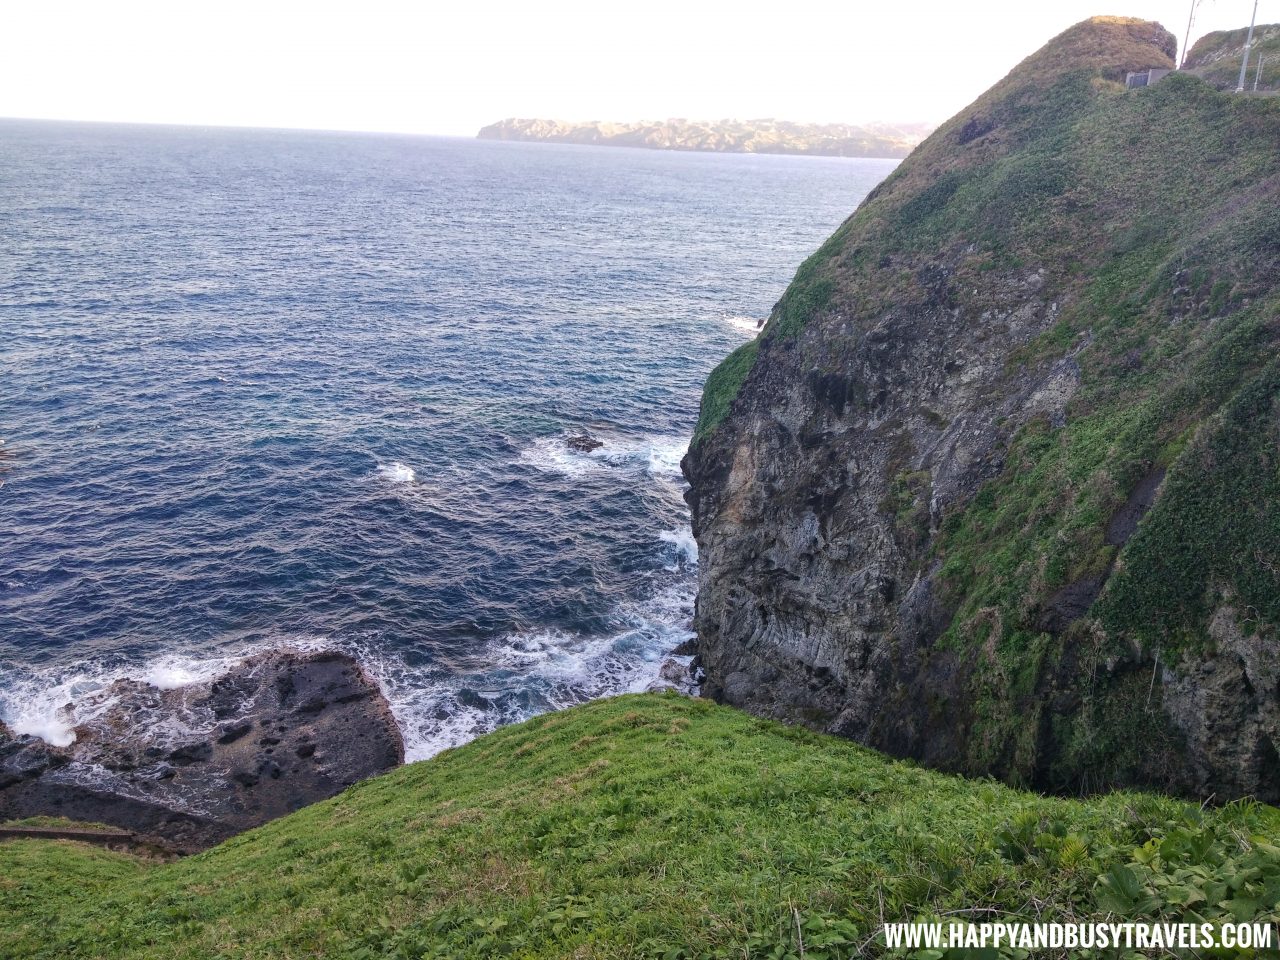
[478,118,931,158]
[683,17,1280,801]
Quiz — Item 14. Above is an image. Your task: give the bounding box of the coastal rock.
[566,433,604,452]
[669,637,698,657]
[645,656,699,695]
[0,650,403,851]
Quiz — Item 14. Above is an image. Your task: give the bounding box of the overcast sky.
[0,1,1270,135]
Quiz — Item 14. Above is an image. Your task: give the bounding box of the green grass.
[694,340,758,442]
[1,695,1277,959]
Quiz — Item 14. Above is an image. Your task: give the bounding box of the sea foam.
[376,461,416,483]
[520,434,689,482]
[723,315,764,336]
[659,527,699,569]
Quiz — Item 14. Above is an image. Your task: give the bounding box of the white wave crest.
[722,315,764,337]
[0,651,259,748]
[0,577,696,765]
[352,583,697,761]
[659,527,698,569]
[376,461,416,483]
[520,434,688,482]
[646,439,688,479]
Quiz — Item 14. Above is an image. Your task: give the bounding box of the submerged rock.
[0,650,403,852]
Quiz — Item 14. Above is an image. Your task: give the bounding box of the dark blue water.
[0,119,893,758]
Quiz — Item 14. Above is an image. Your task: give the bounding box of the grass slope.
[1186,24,1280,92]
[2,694,1277,959]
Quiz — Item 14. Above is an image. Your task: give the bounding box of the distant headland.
[477,117,933,158]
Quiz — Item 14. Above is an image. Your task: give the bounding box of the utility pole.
[1237,0,1260,92]
[1181,0,1202,68]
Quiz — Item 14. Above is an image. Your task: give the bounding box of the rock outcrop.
[478,118,932,159]
[684,18,1280,801]
[0,650,403,851]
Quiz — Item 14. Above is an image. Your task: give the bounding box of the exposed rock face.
[1161,605,1280,800]
[0,650,403,851]
[685,258,1086,777]
[478,118,932,159]
[683,18,1280,801]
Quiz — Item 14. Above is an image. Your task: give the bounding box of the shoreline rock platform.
[0,649,404,852]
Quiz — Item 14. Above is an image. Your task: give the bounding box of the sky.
[0,0,1270,136]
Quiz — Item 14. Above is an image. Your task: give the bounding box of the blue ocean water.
[0,119,893,758]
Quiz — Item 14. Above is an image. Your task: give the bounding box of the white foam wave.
[659,527,698,569]
[376,461,416,483]
[646,439,688,479]
[517,436,610,477]
[520,434,689,482]
[1,575,696,765]
[349,581,697,762]
[142,662,206,690]
[723,315,764,337]
[0,651,256,748]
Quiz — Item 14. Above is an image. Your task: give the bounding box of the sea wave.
[376,461,416,483]
[0,651,263,748]
[722,314,764,336]
[0,582,695,765]
[659,526,698,569]
[519,434,688,482]
[373,582,696,760]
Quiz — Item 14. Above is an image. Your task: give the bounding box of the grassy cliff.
[2,694,1278,958]
[687,17,1280,799]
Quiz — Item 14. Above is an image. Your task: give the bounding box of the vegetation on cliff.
[3,694,1279,958]
[688,17,1280,799]
[1185,23,1280,91]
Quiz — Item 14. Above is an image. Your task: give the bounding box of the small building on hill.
[1126,67,1172,88]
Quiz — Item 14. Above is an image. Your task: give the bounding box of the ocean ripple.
[0,119,894,759]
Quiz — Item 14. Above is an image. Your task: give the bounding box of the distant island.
[477,117,933,158]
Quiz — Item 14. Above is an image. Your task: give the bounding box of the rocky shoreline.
[0,649,404,852]
[1,638,703,852]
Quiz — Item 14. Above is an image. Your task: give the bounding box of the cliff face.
[477,118,931,158]
[684,17,1280,801]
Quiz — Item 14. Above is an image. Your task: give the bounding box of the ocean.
[0,119,894,760]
